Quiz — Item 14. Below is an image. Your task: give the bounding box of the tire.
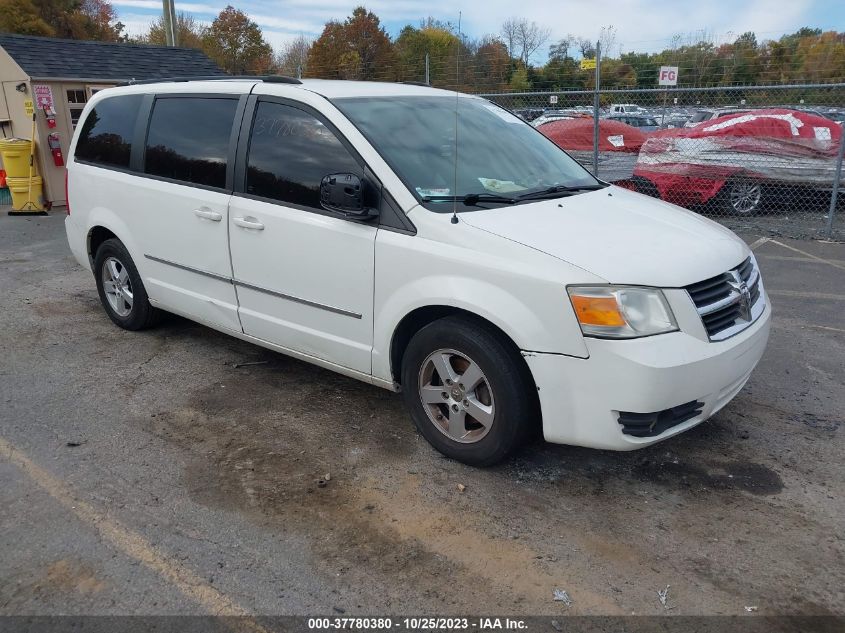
[721,177,764,215]
[401,315,537,466]
[631,176,660,199]
[93,238,161,330]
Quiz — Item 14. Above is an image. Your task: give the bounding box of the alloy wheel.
[729,180,762,214]
[418,348,495,443]
[102,256,133,317]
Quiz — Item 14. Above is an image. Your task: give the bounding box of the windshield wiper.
[422,193,516,206]
[516,184,606,201]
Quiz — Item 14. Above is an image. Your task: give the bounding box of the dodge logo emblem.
[729,272,752,321]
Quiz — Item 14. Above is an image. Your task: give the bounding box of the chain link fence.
[480,84,845,240]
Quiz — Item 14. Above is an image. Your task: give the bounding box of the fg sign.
[658,66,679,86]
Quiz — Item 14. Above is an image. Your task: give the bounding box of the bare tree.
[598,25,617,57]
[275,34,312,77]
[500,17,550,65]
[549,34,574,61]
[500,17,518,59]
[578,37,596,59]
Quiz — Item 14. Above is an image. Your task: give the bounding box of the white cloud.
[114,0,224,12]
[115,0,824,55]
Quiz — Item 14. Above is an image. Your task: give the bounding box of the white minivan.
[65,77,771,466]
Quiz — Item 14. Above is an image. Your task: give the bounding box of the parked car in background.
[605,114,661,132]
[514,108,544,122]
[659,114,692,129]
[822,109,845,124]
[539,118,646,183]
[685,107,751,127]
[530,112,574,127]
[65,78,770,466]
[609,103,648,115]
[633,108,843,214]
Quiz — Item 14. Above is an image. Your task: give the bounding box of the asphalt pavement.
[1,211,843,618]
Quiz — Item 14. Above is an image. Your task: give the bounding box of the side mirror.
[320,173,374,218]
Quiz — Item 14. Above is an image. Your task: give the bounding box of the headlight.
[567,286,678,338]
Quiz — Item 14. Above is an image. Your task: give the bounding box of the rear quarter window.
[74,94,143,168]
[143,97,238,189]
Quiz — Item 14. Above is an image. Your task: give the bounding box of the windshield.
[334,96,599,210]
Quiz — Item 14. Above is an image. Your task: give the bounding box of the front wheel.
[401,316,537,466]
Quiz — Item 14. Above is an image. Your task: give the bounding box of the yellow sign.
[24,99,34,116]
[580,58,597,70]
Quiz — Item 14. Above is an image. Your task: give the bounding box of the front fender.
[372,227,594,383]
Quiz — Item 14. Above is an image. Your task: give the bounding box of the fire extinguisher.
[47,133,64,167]
[44,106,57,129]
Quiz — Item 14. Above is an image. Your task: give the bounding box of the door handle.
[233,216,265,231]
[194,208,222,222]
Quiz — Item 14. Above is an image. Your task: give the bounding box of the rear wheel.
[401,316,537,466]
[722,178,763,215]
[94,238,161,330]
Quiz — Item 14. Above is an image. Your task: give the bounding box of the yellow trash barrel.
[0,138,38,178]
[6,176,44,211]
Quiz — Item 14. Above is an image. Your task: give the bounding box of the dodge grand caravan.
[65,77,771,466]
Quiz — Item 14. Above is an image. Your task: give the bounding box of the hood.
[459,186,748,287]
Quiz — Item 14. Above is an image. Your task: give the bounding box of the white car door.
[130,93,245,331]
[227,96,378,374]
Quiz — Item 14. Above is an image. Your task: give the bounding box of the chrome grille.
[685,255,765,341]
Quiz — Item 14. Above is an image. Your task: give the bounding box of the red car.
[632,108,843,215]
[539,118,646,184]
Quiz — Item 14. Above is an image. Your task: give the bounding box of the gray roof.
[0,33,224,81]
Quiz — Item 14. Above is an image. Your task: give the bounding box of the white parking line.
[0,436,269,632]
[749,237,770,250]
[769,240,845,272]
[768,289,845,301]
[804,324,845,334]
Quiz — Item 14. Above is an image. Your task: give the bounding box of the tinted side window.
[246,101,360,209]
[75,95,142,168]
[144,97,238,188]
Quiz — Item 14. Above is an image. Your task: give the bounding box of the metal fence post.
[425,53,430,85]
[592,41,601,178]
[826,123,845,239]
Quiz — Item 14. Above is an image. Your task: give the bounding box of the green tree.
[29,0,124,40]
[394,22,463,85]
[202,6,272,74]
[508,66,530,91]
[0,0,54,36]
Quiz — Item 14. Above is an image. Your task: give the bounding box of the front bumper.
[524,298,771,450]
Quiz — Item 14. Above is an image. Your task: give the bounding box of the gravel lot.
[1,211,843,618]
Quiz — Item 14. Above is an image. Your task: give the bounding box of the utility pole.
[162,0,178,46]
[592,40,601,178]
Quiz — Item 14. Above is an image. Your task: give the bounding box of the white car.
[609,103,648,115]
[530,113,574,128]
[65,78,771,466]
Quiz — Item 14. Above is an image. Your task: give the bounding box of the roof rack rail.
[400,81,430,87]
[117,75,302,87]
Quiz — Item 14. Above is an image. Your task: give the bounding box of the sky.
[114,0,845,60]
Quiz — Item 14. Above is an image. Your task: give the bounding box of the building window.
[67,89,88,129]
